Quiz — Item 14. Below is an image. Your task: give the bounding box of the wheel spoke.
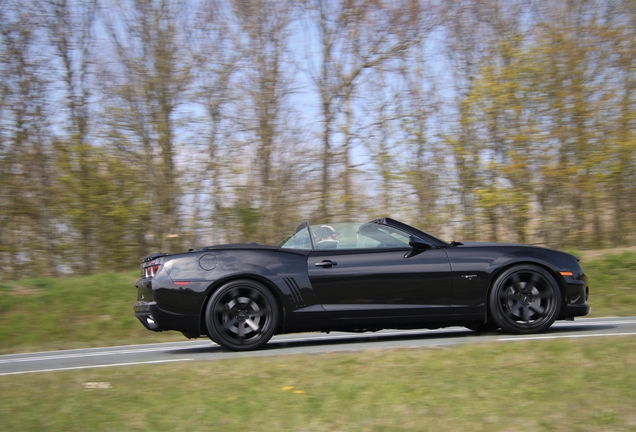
[245,318,260,332]
[510,273,523,292]
[524,273,541,292]
[535,290,553,300]
[509,302,522,317]
[250,307,269,318]
[227,287,241,300]
[224,317,238,331]
[499,289,518,302]
[248,290,262,302]
[245,298,259,310]
[520,305,531,322]
[236,321,245,339]
[529,303,545,315]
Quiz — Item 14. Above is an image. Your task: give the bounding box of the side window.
[308,222,411,250]
[279,227,312,250]
[356,223,410,248]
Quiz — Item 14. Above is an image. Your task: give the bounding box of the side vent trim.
[283,277,306,308]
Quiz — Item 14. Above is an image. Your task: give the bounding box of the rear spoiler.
[142,252,171,263]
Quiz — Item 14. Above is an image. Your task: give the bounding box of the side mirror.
[408,236,432,250]
[405,236,432,258]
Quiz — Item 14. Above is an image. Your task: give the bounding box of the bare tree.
[605,0,636,246]
[305,0,423,220]
[396,37,444,231]
[441,0,495,240]
[230,0,296,243]
[100,0,197,252]
[44,0,98,271]
[180,2,238,247]
[0,1,58,277]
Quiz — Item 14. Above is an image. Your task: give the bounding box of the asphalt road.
[2,316,635,376]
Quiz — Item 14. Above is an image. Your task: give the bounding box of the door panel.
[308,248,451,319]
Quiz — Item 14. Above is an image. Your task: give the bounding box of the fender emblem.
[462,274,478,281]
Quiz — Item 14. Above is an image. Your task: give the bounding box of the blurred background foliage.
[1,0,635,278]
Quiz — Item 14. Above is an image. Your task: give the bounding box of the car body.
[134,217,590,351]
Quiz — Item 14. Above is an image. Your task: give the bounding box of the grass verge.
[0,251,634,354]
[1,337,635,431]
[579,251,636,314]
[0,272,184,354]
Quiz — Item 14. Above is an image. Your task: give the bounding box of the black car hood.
[452,241,575,257]
[453,241,564,253]
[456,241,534,248]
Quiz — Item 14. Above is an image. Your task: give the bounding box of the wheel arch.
[484,260,568,323]
[198,274,287,337]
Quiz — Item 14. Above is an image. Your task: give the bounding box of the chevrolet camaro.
[134,217,590,351]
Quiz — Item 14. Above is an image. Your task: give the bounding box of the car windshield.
[279,221,412,250]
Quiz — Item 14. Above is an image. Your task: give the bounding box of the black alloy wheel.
[205,280,278,351]
[489,265,561,334]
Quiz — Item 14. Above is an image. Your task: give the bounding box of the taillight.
[144,263,161,278]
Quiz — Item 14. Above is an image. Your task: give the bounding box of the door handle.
[315,260,338,268]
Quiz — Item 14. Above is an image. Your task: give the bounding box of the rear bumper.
[134,301,163,331]
[133,292,203,337]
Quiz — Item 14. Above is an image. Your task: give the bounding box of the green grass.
[582,251,636,316]
[0,272,183,355]
[1,337,635,431]
[0,251,634,354]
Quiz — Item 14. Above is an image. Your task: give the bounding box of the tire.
[488,265,561,334]
[205,280,278,351]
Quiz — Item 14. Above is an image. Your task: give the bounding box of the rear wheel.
[205,280,278,351]
[489,265,561,334]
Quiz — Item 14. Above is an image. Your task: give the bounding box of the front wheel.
[205,280,278,351]
[489,265,561,334]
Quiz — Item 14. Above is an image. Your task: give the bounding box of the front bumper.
[562,274,590,318]
[564,303,591,318]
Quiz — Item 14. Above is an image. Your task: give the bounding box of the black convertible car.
[134,217,590,351]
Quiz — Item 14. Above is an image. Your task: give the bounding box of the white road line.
[1,339,212,356]
[1,318,634,365]
[0,330,447,365]
[554,319,636,326]
[498,332,636,342]
[0,344,212,364]
[0,358,194,377]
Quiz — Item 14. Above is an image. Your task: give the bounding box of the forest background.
[1,0,635,279]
